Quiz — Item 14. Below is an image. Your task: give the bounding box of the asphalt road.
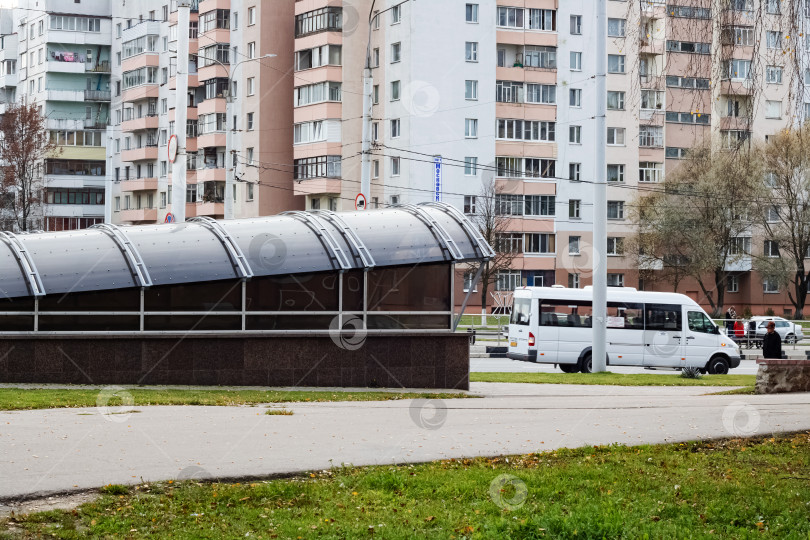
[471,357,760,375]
[2,383,809,500]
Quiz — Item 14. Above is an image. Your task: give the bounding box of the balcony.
[718,116,751,130]
[120,208,158,222]
[196,201,224,217]
[121,114,159,132]
[197,132,226,149]
[120,177,158,192]
[87,61,111,73]
[45,89,85,102]
[0,72,17,88]
[85,89,111,101]
[196,166,226,182]
[122,145,159,162]
[720,79,754,96]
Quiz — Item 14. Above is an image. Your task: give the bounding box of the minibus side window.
[645,303,682,331]
[539,300,592,327]
[607,302,644,329]
[687,311,715,334]
[510,298,531,325]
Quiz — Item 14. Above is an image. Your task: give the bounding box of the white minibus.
[506,286,741,374]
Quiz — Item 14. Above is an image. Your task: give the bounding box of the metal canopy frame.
[0,231,46,297]
[421,202,495,261]
[90,224,154,288]
[282,211,352,272]
[394,204,464,261]
[189,217,254,279]
[312,210,376,269]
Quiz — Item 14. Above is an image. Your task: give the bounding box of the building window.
[727,275,739,293]
[464,157,478,176]
[373,48,380,67]
[372,160,379,178]
[465,41,478,62]
[765,239,780,258]
[607,201,625,220]
[465,118,478,138]
[526,83,556,104]
[568,273,581,289]
[570,51,582,71]
[497,7,524,28]
[247,77,255,96]
[569,236,581,255]
[465,80,478,100]
[390,118,401,138]
[464,195,476,214]
[391,4,401,24]
[607,127,625,145]
[766,30,782,49]
[524,233,555,254]
[607,164,625,182]
[247,41,256,59]
[569,125,581,144]
[607,274,625,287]
[466,4,479,23]
[569,200,581,219]
[373,85,379,104]
[391,156,401,176]
[639,162,663,183]
[247,7,256,25]
[525,195,556,216]
[608,18,626,37]
[608,54,625,73]
[570,15,582,34]
[391,42,401,62]
[496,270,522,292]
[569,88,582,107]
[607,237,624,256]
[766,65,783,84]
[766,100,782,119]
[569,163,581,181]
[607,91,625,110]
[763,277,779,293]
[639,126,663,147]
[246,112,254,131]
[391,80,401,101]
[496,119,556,141]
[463,271,478,292]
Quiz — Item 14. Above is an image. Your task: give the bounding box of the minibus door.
[684,310,721,366]
[509,297,533,359]
[643,303,685,367]
[536,302,559,362]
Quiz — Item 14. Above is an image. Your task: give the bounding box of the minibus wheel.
[560,364,578,373]
[706,356,729,375]
[579,353,593,373]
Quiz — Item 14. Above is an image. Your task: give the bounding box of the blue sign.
[434,156,442,202]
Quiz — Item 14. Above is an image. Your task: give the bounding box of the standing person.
[762,321,782,359]
[725,306,737,335]
[733,319,745,339]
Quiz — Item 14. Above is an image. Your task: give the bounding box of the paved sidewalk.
[1,383,808,500]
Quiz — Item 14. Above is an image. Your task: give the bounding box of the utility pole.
[172,0,191,223]
[359,17,374,208]
[225,84,234,220]
[592,0,608,372]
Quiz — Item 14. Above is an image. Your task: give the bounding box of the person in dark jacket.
[762,321,782,359]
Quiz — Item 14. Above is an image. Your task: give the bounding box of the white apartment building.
[1,0,112,231]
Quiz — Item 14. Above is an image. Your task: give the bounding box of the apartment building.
[291,0,809,314]
[106,0,298,225]
[0,0,112,231]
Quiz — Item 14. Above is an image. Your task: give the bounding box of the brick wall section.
[0,334,470,390]
[755,359,810,394]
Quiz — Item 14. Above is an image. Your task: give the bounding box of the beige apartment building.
[107,0,299,225]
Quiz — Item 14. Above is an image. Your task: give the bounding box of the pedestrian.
[733,319,744,338]
[762,321,782,359]
[725,306,737,335]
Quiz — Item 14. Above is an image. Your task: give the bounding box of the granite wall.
[0,333,470,390]
[755,359,810,394]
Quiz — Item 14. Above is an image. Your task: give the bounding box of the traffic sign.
[355,193,367,211]
[165,213,176,223]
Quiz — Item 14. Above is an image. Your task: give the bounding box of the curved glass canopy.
[0,203,492,300]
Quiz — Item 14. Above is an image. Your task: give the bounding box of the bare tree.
[464,179,518,315]
[753,127,810,318]
[632,141,760,316]
[0,102,56,232]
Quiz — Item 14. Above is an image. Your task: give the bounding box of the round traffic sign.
[168,134,178,163]
[165,213,176,223]
[355,193,367,211]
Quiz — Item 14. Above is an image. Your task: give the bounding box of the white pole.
[172,1,190,223]
[592,0,608,372]
[225,92,234,220]
[360,66,373,207]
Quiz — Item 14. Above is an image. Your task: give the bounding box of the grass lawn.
[0,389,471,412]
[3,433,809,539]
[471,372,756,388]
